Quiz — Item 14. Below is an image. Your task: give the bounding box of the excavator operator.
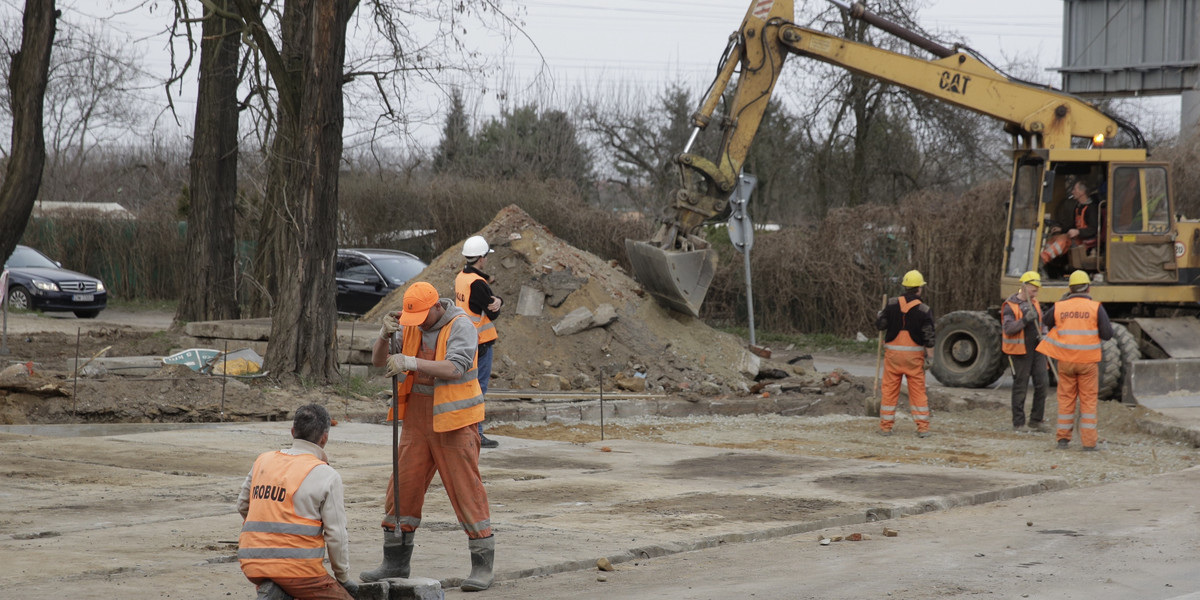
[1040,179,1100,278]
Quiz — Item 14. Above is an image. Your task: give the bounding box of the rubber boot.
[255,581,293,600]
[461,535,495,592]
[359,529,414,582]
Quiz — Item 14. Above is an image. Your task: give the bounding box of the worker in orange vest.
[363,281,495,591]
[1001,271,1048,432]
[237,403,357,600]
[1036,270,1113,451]
[455,235,503,449]
[875,270,936,438]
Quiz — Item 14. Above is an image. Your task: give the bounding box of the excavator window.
[1112,166,1171,234]
[1005,160,1043,278]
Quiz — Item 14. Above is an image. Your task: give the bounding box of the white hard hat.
[462,235,492,258]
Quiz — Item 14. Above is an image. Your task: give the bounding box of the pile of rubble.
[365,205,763,397]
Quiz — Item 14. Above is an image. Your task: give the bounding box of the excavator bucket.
[625,240,716,317]
[1122,318,1200,408]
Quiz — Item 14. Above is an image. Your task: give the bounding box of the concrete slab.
[0,421,1067,598]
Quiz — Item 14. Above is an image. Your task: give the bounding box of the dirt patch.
[611,493,845,523]
[364,205,761,396]
[658,453,830,479]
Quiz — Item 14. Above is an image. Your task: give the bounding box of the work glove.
[384,353,419,378]
[378,312,400,341]
[340,579,360,597]
[1021,308,1037,324]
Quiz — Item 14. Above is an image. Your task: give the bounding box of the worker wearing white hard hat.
[1001,271,1048,432]
[875,270,935,438]
[454,235,503,449]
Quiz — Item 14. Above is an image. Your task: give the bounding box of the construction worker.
[1001,271,1048,432]
[1040,179,1100,269]
[875,269,936,438]
[1036,270,1113,451]
[363,281,495,591]
[455,235,503,449]
[237,403,357,600]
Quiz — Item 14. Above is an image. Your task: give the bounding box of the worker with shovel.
[1036,270,1112,451]
[363,281,495,591]
[875,270,936,438]
[1001,271,1049,432]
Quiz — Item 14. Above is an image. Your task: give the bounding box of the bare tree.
[175,0,242,324]
[0,0,56,265]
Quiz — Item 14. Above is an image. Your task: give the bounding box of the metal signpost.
[727,173,758,346]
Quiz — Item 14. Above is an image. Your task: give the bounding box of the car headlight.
[96,281,106,292]
[31,278,59,292]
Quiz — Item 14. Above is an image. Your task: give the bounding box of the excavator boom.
[628,0,1123,316]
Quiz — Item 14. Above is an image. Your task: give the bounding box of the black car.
[336,248,427,316]
[3,245,107,318]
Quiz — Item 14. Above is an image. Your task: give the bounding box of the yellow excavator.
[626,0,1200,405]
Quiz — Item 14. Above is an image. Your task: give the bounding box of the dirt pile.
[365,205,766,397]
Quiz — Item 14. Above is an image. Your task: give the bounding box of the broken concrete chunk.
[590,303,618,328]
[883,528,898,537]
[516,285,546,317]
[614,373,647,392]
[736,350,761,379]
[536,269,588,308]
[385,576,442,600]
[596,557,615,572]
[552,307,594,336]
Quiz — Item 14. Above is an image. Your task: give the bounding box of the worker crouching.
[363,281,495,591]
[875,270,936,438]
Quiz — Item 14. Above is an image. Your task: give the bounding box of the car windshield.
[371,256,425,284]
[4,246,58,270]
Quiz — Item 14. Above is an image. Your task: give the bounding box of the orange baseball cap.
[398,282,439,326]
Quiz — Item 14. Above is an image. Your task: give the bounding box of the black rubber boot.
[460,536,495,592]
[359,529,414,582]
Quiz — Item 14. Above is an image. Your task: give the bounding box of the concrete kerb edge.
[478,477,1066,586]
[1135,414,1200,448]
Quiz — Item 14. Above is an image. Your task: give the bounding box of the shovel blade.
[625,240,716,317]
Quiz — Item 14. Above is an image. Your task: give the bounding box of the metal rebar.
[599,368,605,442]
[73,328,81,417]
[220,340,228,422]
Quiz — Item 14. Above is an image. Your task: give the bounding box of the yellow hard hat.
[901,270,926,287]
[1019,271,1042,287]
[1068,270,1090,286]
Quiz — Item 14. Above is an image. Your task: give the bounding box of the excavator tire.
[1099,323,1140,400]
[931,310,1005,388]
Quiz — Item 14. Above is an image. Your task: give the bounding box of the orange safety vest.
[1001,298,1042,356]
[455,271,498,344]
[388,314,485,432]
[1036,296,1102,363]
[238,451,327,579]
[884,296,927,354]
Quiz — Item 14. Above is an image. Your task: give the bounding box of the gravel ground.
[487,398,1200,488]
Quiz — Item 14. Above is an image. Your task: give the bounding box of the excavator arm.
[628,0,1124,316]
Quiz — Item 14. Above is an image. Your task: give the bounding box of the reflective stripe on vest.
[455,271,498,344]
[1001,298,1041,356]
[391,314,485,432]
[238,451,327,579]
[1036,296,1102,363]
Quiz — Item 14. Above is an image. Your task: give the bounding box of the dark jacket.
[875,292,935,348]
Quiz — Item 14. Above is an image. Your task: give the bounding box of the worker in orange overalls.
[1036,270,1112,451]
[237,403,357,600]
[1040,179,1100,267]
[875,270,936,438]
[1001,271,1048,432]
[361,281,495,591]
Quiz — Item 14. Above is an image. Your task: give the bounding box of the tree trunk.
[0,0,56,263]
[176,0,241,324]
[253,0,354,383]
